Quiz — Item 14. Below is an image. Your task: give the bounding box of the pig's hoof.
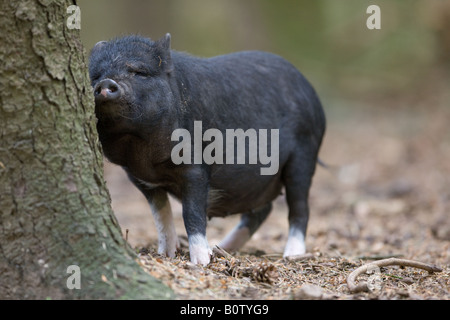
[158,243,179,258]
[157,233,180,258]
[188,234,212,266]
[190,249,211,266]
[283,234,306,258]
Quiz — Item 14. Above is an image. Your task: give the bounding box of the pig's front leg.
[181,169,212,266]
[127,172,180,257]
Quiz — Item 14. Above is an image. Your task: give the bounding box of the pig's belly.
[206,166,284,217]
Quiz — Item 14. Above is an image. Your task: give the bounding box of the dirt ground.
[104,87,449,300]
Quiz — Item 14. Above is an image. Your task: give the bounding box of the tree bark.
[0,0,173,299]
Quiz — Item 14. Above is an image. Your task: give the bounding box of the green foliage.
[78,0,446,101]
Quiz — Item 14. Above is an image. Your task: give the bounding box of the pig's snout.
[94,79,120,103]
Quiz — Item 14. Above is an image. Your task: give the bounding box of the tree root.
[347,258,443,293]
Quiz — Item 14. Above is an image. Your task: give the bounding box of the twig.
[284,253,316,262]
[213,245,234,260]
[347,258,443,293]
[356,254,404,260]
[261,253,283,259]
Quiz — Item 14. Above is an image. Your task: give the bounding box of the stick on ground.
[347,258,443,293]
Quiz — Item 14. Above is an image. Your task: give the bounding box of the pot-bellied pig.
[89,34,326,265]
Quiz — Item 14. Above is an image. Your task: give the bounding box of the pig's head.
[88,34,176,133]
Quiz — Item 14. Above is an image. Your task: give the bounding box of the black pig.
[89,34,326,265]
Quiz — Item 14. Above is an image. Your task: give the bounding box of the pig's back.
[173,50,324,139]
[171,50,325,216]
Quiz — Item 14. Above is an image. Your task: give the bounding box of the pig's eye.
[127,66,150,77]
[134,71,150,77]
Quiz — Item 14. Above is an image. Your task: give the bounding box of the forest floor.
[105,89,450,300]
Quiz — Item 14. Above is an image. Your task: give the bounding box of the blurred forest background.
[78,0,450,104]
[76,1,450,283]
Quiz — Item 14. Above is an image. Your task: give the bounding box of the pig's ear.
[90,40,107,55]
[156,33,173,73]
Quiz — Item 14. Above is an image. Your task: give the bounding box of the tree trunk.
[0,0,173,299]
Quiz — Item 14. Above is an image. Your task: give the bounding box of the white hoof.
[283,229,306,258]
[189,234,212,266]
[157,229,180,258]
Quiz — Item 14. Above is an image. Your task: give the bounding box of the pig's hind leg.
[181,169,214,266]
[282,142,317,257]
[218,203,271,252]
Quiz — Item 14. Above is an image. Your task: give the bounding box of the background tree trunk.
[0,0,173,299]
